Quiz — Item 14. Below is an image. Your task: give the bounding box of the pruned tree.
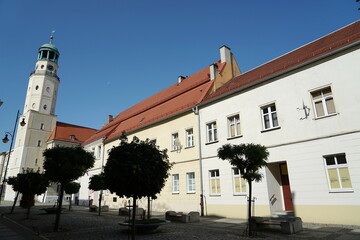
[64,182,81,211]
[7,176,20,214]
[218,143,269,236]
[7,169,49,219]
[89,173,106,216]
[43,146,95,232]
[104,135,172,240]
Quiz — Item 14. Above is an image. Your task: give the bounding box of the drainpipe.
[192,105,204,216]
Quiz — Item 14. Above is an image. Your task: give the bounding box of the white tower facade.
[4,38,60,201]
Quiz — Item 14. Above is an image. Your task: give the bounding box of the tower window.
[35,85,39,90]
[40,123,44,130]
[37,140,42,147]
[35,159,38,166]
[49,51,55,60]
[43,105,47,110]
[41,65,44,69]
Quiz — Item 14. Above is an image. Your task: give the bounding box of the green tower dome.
[37,36,60,63]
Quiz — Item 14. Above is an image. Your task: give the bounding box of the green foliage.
[7,170,49,195]
[218,143,269,182]
[64,182,81,195]
[89,173,106,191]
[104,136,172,199]
[43,146,95,184]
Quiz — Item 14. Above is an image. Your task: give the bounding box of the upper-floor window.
[185,128,194,148]
[97,145,102,159]
[261,103,279,130]
[209,169,220,195]
[311,86,336,118]
[70,135,76,140]
[171,133,180,151]
[37,140,42,147]
[206,122,218,143]
[40,123,44,130]
[232,168,247,194]
[228,114,241,138]
[186,172,196,193]
[324,153,352,192]
[172,174,179,193]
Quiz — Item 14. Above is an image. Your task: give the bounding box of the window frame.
[209,169,221,196]
[324,153,353,193]
[171,132,180,151]
[186,172,196,193]
[206,121,218,143]
[172,174,180,194]
[232,168,247,195]
[261,103,279,131]
[311,86,337,119]
[227,114,241,139]
[185,128,194,148]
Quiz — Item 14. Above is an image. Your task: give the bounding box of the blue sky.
[0,0,358,152]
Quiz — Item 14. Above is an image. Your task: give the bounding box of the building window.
[70,135,76,140]
[324,154,352,191]
[172,174,179,193]
[261,103,279,130]
[209,170,220,195]
[232,168,247,194]
[40,123,44,130]
[186,172,195,193]
[113,197,117,202]
[35,158,38,166]
[37,140,42,147]
[171,133,180,151]
[97,145,102,159]
[228,114,241,138]
[206,122,218,143]
[185,128,194,148]
[311,86,336,118]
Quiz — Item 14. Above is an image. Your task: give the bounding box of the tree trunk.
[26,206,31,219]
[10,192,20,214]
[248,180,253,237]
[54,183,64,232]
[98,190,102,216]
[131,196,136,240]
[147,196,150,219]
[68,194,72,211]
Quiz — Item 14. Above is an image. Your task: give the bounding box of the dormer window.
[70,135,76,140]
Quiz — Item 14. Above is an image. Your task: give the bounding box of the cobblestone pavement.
[1,201,360,240]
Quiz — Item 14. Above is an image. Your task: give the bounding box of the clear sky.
[0,0,358,152]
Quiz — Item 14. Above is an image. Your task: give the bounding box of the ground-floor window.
[209,169,221,195]
[232,168,247,194]
[324,153,352,192]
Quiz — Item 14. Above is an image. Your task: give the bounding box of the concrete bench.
[119,207,145,219]
[165,211,200,223]
[251,216,303,234]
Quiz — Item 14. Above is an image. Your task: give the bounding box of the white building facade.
[197,21,360,225]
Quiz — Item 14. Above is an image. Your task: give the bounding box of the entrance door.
[279,163,294,211]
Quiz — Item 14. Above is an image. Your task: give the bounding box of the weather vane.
[50,30,55,44]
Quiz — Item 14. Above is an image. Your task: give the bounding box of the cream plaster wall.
[198,46,360,225]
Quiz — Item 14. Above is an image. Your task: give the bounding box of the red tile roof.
[82,61,226,145]
[204,21,360,102]
[48,122,98,144]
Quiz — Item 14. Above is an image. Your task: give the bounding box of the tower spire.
[50,30,55,44]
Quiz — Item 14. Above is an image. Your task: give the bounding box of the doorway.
[279,163,293,211]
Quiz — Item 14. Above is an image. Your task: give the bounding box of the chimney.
[209,63,218,80]
[220,45,231,63]
[108,115,113,123]
[178,76,186,83]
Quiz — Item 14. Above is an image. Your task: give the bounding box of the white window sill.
[233,193,247,196]
[205,140,219,145]
[261,126,281,133]
[209,194,221,197]
[314,113,338,120]
[227,135,243,140]
[187,191,196,194]
[172,192,180,195]
[329,189,354,193]
[184,145,195,149]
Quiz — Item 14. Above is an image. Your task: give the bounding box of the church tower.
[5,35,60,200]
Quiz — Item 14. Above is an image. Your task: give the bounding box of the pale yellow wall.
[102,111,202,212]
[206,204,270,219]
